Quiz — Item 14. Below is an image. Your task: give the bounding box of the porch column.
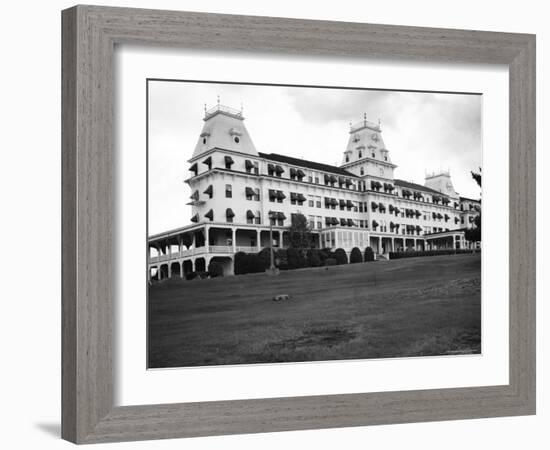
[231,228,236,253]
[191,232,196,249]
[256,229,261,251]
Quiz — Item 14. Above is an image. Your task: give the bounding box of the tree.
[465,168,482,244]
[288,213,313,249]
[364,246,375,262]
[334,248,348,265]
[350,247,363,263]
[471,167,482,188]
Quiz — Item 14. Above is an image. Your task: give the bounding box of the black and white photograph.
[147,80,482,369]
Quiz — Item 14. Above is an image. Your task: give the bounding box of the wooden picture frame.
[62,5,536,444]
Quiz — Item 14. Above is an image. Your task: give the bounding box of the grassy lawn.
[148,253,481,368]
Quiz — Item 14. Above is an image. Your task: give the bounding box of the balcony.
[149,245,266,264]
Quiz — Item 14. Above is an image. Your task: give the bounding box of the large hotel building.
[148,103,481,279]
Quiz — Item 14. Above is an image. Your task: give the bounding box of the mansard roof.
[394,179,450,196]
[258,152,357,177]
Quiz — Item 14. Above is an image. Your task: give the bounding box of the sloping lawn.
[148,253,481,368]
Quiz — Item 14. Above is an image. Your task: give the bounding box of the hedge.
[207,261,224,278]
[307,249,322,267]
[234,251,249,275]
[334,248,348,265]
[364,246,375,262]
[324,258,337,266]
[389,249,480,260]
[350,247,363,264]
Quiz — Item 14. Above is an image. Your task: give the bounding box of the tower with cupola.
[340,114,396,188]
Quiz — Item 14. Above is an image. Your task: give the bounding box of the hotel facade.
[148,103,481,279]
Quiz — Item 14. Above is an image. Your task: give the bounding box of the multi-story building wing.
[148,103,481,279]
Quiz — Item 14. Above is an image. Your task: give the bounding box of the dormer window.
[345,155,349,163]
[203,137,207,144]
[372,152,376,158]
[358,150,362,158]
[360,167,364,175]
[234,136,240,143]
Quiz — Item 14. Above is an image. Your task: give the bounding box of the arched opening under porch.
[170,261,181,278]
[208,256,234,276]
[195,257,206,272]
[159,264,169,280]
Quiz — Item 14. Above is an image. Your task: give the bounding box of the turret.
[424,171,458,198]
[191,101,258,159]
[340,114,396,180]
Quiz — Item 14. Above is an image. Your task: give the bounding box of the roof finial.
[363,112,367,125]
[217,94,220,106]
[204,103,207,116]
[349,121,352,130]
[378,118,381,127]
[240,101,243,114]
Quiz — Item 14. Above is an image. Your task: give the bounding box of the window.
[317,217,322,229]
[308,216,315,229]
[358,150,362,158]
[360,167,364,175]
[246,187,260,201]
[308,196,314,207]
[234,136,240,143]
[379,168,384,176]
[346,155,349,162]
[202,137,207,144]
[316,196,322,208]
[372,152,375,158]
[384,156,388,161]
[225,184,232,198]
[314,176,319,184]
[255,211,261,225]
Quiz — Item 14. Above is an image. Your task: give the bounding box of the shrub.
[364,246,375,262]
[307,249,322,267]
[257,247,272,271]
[185,271,198,280]
[287,247,307,270]
[324,257,337,266]
[275,248,288,270]
[319,248,332,263]
[196,271,209,279]
[334,248,348,265]
[234,251,249,275]
[207,261,224,277]
[350,247,363,264]
[388,249,478,259]
[248,253,264,273]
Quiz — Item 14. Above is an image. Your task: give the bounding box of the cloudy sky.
[148,80,482,235]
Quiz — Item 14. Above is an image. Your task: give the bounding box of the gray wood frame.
[62,5,536,444]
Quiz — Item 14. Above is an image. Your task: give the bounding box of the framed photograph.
[62,5,536,444]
